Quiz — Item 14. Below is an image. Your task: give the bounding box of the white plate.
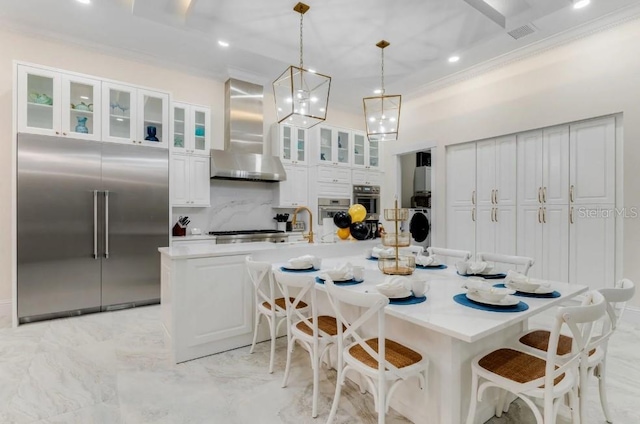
[466,291,520,306]
[286,262,313,270]
[505,282,555,294]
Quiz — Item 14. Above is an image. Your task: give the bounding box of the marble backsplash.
[172,180,279,233]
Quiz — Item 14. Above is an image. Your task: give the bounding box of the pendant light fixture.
[273,2,331,129]
[363,40,401,141]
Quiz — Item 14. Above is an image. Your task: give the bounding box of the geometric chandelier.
[363,40,401,141]
[273,2,331,129]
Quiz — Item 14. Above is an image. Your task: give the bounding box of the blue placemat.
[457,271,507,280]
[280,266,318,273]
[416,264,447,270]
[453,293,528,313]
[366,257,379,261]
[389,295,427,305]
[493,284,560,298]
[315,277,363,286]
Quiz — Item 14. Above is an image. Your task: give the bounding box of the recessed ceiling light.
[217,40,229,47]
[448,56,460,63]
[308,69,316,74]
[573,0,590,9]
[373,89,382,94]
[76,0,91,4]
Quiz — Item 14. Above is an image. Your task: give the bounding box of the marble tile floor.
[0,305,638,424]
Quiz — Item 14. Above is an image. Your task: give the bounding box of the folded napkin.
[415,255,438,266]
[371,246,394,258]
[462,279,494,293]
[288,254,317,268]
[467,261,495,275]
[505,270,529,284]
[320,262,354,281]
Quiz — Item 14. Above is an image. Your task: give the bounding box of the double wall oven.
[353,185,380,221]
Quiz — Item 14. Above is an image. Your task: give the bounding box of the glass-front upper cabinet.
[351,131,381,169]
[275,124,306,164]
[171,102,210,155]
[138,89,169,148]
[17,65,61,136]
[62,74,101,141]
[317,126,350,167]
[102,82,136,144]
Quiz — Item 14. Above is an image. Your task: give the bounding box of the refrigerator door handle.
[104,190,110,259]
[93,190,99,259]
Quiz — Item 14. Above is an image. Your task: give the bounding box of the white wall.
[384,18,640,307]
[0,28,363,303]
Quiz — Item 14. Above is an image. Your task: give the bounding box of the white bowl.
[474,287,515,302]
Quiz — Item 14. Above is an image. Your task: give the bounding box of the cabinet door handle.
[93,190,99,259]
[570,207,574,224]
[104,190,110,259]
[570,185,575,203]
[494,208,498,223]
[63,132,67,136]
[472,208,476,222]
[55,131,60,135]
[538,187,542,204]
[494,189,498,204]
[472,190,476,205]
[543,187,547,203]
[538,207,542,224]
[543,207,547,224]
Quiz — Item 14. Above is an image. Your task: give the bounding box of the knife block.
[172,223,186,237]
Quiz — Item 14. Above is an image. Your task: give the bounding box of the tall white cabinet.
[447,116,617,289]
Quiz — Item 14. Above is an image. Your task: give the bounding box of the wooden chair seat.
[349,338,423,370]
[262,297,307,311]
[478,348,564,387]
[519,330,596,356]
[295,315,342,337]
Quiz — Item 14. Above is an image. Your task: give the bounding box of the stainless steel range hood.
[210,78,286,182]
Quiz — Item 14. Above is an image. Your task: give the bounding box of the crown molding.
[407,3,640,99]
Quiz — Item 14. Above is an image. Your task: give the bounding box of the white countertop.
[274,256,588,343]
[171,235,217,242]
[158,239,379,260]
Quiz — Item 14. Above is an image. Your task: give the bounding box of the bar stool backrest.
[426,246,472,265]
[246,257,282,313]
[476,252,535,275]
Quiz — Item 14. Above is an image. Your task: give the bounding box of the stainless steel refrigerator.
[17,134,169,323]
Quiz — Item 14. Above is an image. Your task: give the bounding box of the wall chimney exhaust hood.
[210,78,286,182]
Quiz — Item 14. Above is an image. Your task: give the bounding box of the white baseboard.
[622,306,640,327]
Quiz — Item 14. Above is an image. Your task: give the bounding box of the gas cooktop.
[208,229,285,236]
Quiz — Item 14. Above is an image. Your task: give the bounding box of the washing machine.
[407,208,431,249]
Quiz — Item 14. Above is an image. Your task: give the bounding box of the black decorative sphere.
[333,211,352,229]
[350,222,370,240]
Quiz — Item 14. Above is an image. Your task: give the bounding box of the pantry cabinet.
[171,154,210,207]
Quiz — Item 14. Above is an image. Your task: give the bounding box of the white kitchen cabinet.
[317,165,351,184]
[172,102,211,156]
[446,142,476,207]
[569,203,615,289]
[569,117,615,205]
[165,254,253,362]
[446,206,476,256]
[352,169,383,186]
[352,131,381,169]
[475,135,516,207]
[271,124,308,165]
[316,181,351,198]
[171,154,210,207]
[541,204,570,282]
[543,125,570,205]
[102,82,169,148]
[316,126,350,167]
[517,130,544,207]
[516,205,544,279]
[18,65,102,141]
[274,164,308,208]
[475,205,516,261]
[475,206,495,255]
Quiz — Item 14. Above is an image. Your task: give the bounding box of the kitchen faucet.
[292,206,314,243]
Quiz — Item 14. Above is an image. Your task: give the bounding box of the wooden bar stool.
[246,257,309,374]
[275,270,341,418]
[466,291,606,424]
[323,278,429,424]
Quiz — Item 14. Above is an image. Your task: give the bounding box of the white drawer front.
[317,166,351,183]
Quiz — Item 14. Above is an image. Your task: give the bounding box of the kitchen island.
[159,243,587,424]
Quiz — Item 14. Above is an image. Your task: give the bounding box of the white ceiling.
[2,0,640,112]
